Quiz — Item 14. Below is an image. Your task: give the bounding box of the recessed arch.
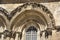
[0,7,9,30]
[21,21,40,32]
[11,10,48,31]
[10,3,55,32]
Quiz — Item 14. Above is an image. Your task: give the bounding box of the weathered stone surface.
[0,2,60,26]
[0,0,60,3]
[0,2,60,40]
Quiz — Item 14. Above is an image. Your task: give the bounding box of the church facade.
[0,1,60,40]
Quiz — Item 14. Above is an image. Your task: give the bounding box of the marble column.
[10,38,14,40]
[0,26,4,40]
[1,34,4,40]
[19,32,22,40]
[37,29,40,40]
[15,33,19,40]
[52,30,57,40]
[41,32,46,40]
[21,29,25,40]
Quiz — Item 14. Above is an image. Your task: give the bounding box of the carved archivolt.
[0,7,9,30]
[10,3,55,32]
[0,3,55,38]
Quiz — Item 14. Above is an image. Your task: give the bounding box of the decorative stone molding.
[0,3,56,39]
[10,3,55,31]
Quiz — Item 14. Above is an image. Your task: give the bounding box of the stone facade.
[0,2,60,40]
